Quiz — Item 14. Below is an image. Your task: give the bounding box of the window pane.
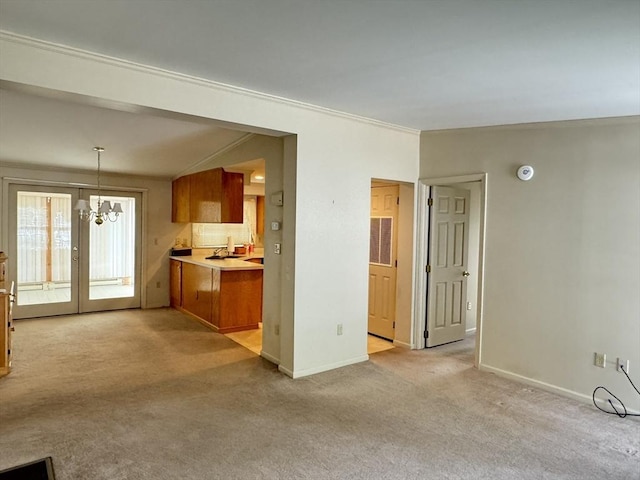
[16,192,71,305]
[89,195,135,300]
[369,217,381,264]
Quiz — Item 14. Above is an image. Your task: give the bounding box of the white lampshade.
[98,200,112,214]
[74,199,91,212]
[112,202,123,214]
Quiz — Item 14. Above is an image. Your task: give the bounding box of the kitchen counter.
[170,254,264,271]
[170,254,263,334]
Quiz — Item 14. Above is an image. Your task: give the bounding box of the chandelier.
[74,147,123,225]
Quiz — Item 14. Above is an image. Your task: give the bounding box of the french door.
[8,184,142,319]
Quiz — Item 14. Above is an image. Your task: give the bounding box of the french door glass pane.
[88,195,135,300]
[16,192,72,305]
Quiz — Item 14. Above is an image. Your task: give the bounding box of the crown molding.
[174,133,257,179]
[0,31,420,136]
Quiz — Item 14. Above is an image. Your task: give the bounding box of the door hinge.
[393,321,396,329]
[427,198,433,207]
[426,264,431,273]
[395,260,398,268]
[424,330,429,339]
[396,197,400,205]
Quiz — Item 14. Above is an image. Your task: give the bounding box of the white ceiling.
[0,89,254,177]
[0,0,638,177]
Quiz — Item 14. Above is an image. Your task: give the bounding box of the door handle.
[462,271,470,277]
[72,256,78,262]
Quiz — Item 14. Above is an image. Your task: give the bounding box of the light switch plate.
[271,191,283,206]
[274,243,281,255]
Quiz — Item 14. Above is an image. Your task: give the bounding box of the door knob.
[462,271,470,277]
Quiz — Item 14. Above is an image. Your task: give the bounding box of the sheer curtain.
[17,192,71,284]
[89,195,135,282]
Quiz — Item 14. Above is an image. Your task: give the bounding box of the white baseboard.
[393,339,413,349]
[479,364,591,403]
[260,350,280,366]
[465,327,476,334]
[282,355,370,379]
[478,363,640,414]
[278,364,294,378]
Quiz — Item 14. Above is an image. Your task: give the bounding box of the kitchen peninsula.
[170,253,263,333]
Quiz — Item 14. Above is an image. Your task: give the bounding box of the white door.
[8,184,141,319]
[79,190,142,313]
[425,185,470,347]
[9,185,80,318]
[368,185,398,340]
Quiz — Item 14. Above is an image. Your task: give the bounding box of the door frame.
[78,188,143,313]
[414,173,487,368]
[2,177,149,315]
[368,183,400,341]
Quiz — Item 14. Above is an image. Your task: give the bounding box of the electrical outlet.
[594,352,606,368]
[337,324,343,336]
[616,358,630,373]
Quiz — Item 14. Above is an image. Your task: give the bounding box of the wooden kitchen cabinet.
[170,258,263,334]
[0,253,13,378]
[256,195,265,236]
[212,269,262,333]
[170,259,182,307]
[171,174,191,223]
[181,263,213,325]
[171,168,244,223]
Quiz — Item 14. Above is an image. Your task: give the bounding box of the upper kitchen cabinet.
[172,168,244,223]
[171,175,191,223]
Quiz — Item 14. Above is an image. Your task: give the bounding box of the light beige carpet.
[0,308,638,479]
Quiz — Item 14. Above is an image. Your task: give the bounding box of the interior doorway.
[367,179,415,353]
[415,174,487,366]
[425,185,471,347]
[8,183,142,319]
[368,183,399,340]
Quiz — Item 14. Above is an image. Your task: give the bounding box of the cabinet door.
[189,169,244,223]
[256,195,265,236]
[221,170,244,223]
[190,169,222,223]
[169,260,182,307]
[181,263,212,324]
[171,175,191,223]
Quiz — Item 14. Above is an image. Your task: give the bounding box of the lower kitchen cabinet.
[170,259,182,307]
[171,258,262,333]
[212,269,262,333]
[181,262,213,325]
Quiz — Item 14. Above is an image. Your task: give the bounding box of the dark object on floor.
[0,457,55,480]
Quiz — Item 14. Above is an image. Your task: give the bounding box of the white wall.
[0,164,179,309]
[457,181,481,332]
[182,134,286,365]
[0,34,420,378]
[421,117,640,409]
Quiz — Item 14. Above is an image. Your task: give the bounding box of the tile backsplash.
[191,196,258,247]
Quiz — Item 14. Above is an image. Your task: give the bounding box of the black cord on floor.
[592,365,640,418]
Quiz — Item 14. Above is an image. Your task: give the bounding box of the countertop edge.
[170,255,264,271]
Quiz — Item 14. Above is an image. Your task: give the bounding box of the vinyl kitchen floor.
[225,324,395,356]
